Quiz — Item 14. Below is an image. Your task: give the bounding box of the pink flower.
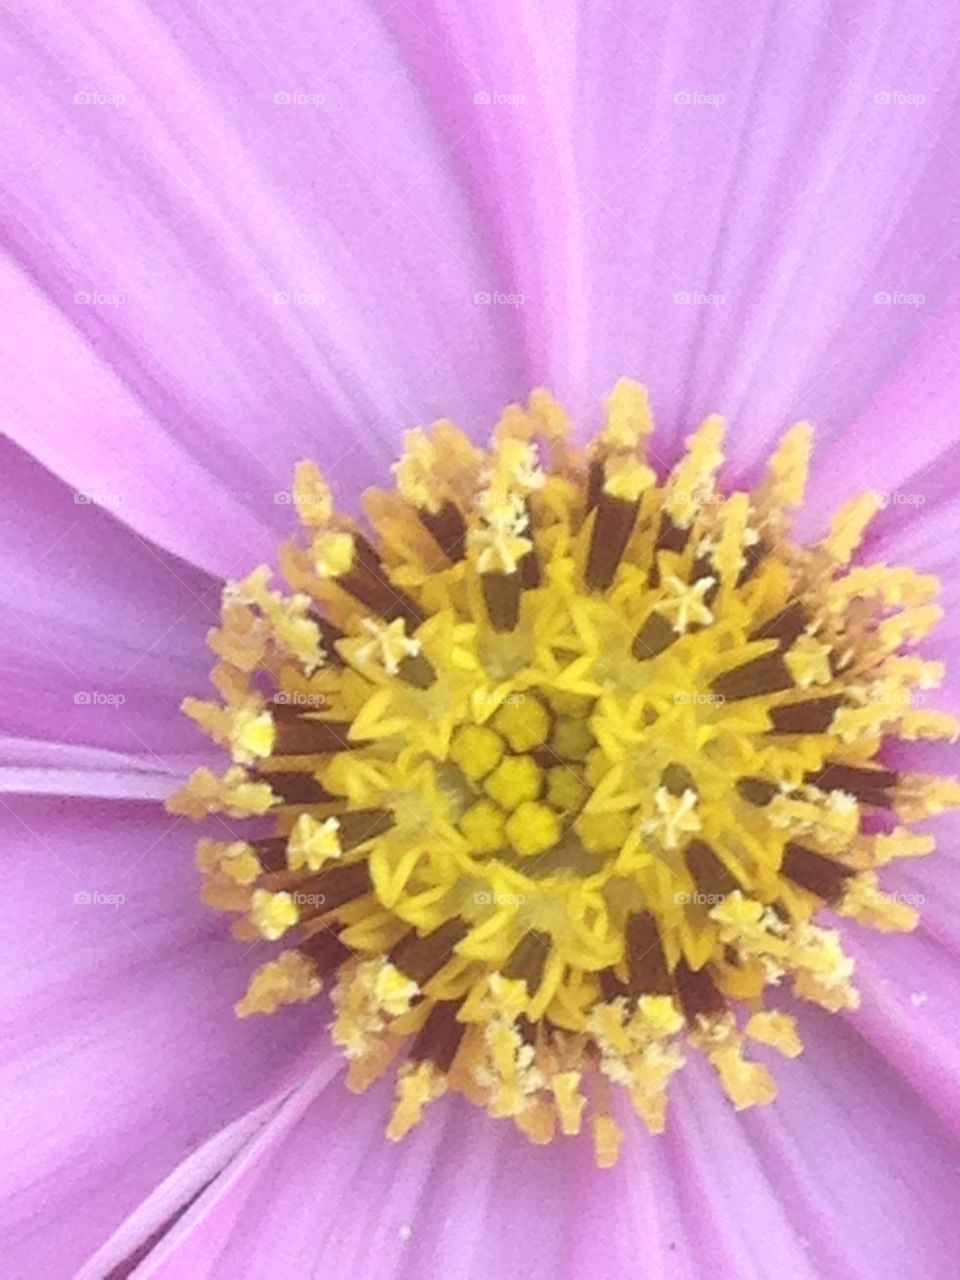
[3,3,960,1278]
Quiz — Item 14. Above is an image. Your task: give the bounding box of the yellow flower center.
[170,380,960,1166]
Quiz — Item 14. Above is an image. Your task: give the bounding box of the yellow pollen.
[311,529,356,579]
[356,617,421,675]
[643,787,701,850]
[236,951,322,1018]
[250,889,299,941]
[603,454,655,502]
[657,574,716,634]
[286,814,342,872]
[196,838,261,887]
[784,633,834,688]
[173,382,959,1168]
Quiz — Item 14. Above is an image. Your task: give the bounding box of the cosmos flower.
[4,2,960,1278]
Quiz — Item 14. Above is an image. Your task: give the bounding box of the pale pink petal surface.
[1,794,316,1274]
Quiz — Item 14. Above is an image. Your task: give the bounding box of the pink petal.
[119,1075,571,1279]
[78,1048,333,1280]
[0,737,186,799]
[838,822,960,1137]
[559,0,960,463]
[1,795,314,1275]
[735,1010,960,1278]
[106,1010,960,1279]
[0,439,217,762]
[0,0,536,575]
[798,296,960,542]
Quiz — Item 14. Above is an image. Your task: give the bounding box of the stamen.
[769,696,843,735]
[626,913,672,996]
[712,652,793,702]
[481,570,522,632]
[781,842,855,902]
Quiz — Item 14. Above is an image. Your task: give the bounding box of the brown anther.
[388,919,469,986]
[711,652,793,702]
[685,839,738,900]
[482,570,522,632]
[626,912,673,996]
[586,493,640,592]
[781,842,856,903]
[674,960,726,1025]
[252,770,337,805]
[502,931,551,993]
[804,762,897,806]
[769,696,843,735]
[418,500,468,563]
[409,1000,466,1072]
[631,611,677,661]
[736,777,778,807]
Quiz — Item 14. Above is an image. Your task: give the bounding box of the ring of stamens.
[171,380,960,1166]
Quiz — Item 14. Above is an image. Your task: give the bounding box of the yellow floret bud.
[546,689,594,718]
[551,715,596,761]
[492,694,551,751]
[484,755,543,810]
[459,799,507,854]
[450,724,506,782]
[505,801,562,856]
[585,748,611,788]
[546,766,589,813]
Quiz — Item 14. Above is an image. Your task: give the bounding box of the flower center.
[170,380,960,1166]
